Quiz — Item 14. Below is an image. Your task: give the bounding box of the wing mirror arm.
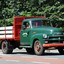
[22,25,26,30]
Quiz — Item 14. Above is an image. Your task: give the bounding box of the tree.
[0,0,64,26]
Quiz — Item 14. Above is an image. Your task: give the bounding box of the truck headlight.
[43,34,47,38]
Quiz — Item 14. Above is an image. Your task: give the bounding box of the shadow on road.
[12,51,64,56]
[43,53,64,56]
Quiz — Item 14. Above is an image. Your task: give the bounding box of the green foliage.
[0,17,13,26]
[0,0,64,26]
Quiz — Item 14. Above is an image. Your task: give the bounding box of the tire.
[26,48,34,54]
[34,40,44,55]
[58,48,64,54]
[1,41,13,54]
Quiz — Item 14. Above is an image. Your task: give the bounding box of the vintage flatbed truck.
[0,16,64,55]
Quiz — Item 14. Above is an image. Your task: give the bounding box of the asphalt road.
[0,48,64,64]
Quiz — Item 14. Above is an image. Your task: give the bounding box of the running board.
[19,46,31,48]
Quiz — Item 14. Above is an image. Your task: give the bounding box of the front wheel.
[34,40,45,55]
[1,41,13,54]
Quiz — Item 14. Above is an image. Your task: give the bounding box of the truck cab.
[20,18,50,46]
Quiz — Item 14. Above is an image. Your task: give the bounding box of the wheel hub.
[35,41,41,52]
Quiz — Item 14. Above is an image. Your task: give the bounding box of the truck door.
[20,22,31,45]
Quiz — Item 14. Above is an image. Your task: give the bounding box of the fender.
[30,33,45,47]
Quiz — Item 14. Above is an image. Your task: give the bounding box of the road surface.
[0,48,64,64]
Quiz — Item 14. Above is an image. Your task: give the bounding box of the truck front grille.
[48,40,63,43]
[46,35,64,43]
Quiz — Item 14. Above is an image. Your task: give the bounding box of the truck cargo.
[0,16,64,55]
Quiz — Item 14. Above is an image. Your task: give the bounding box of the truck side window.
[23,22,30,29]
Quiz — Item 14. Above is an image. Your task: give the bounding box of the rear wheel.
[34,40,45,55]
[1,41,13,54]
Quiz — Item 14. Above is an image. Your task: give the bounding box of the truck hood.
[32,26,62,35]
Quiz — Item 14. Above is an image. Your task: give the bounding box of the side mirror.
[22,25,26,29]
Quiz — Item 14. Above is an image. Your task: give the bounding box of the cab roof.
[23,18,49,22]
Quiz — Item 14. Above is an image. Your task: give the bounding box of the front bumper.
[43,43,64,47]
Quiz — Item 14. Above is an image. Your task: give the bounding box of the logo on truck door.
[22,33,28,37]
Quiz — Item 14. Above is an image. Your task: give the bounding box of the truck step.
[19,46,31,48]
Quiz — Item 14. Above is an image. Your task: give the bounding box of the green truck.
[0,16,64,55]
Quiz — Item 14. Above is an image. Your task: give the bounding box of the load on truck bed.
[0,16,64,55]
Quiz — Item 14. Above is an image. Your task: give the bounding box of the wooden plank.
[6,31,13,34]
[0,26,13,31]
[0,27,5,30]
[0,31,13,34]
[0,35,5,38]
[0,35,13,38]
[0,26,14,39]
[6,26,13,30]
[6,35,13,38]
[0,31,5,34]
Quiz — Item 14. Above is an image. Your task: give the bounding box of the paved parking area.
[0,48,64,64]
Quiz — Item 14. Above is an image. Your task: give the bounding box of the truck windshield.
[51,21,64,28]
[32,20,51,27]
